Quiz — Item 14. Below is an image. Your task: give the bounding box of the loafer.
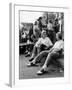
[27,62,36,67]
[37,69,47,75]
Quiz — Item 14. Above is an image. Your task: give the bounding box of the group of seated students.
[27,31,64,75]
[27,25,64,74]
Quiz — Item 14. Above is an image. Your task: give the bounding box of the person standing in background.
[53,18,60,33]
[47,20,56,44]
[31,20,41,43]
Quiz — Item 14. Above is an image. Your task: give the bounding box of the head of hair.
[38,17,42,21]
[41,29,46,33]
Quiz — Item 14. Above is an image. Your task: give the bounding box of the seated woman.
[27,32,64,75]
[28,30,53,62]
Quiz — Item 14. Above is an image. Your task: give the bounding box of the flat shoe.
[37,69,47,75]
[27,62,36,67]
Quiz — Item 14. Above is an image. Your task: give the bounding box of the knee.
[34,45,37,49]
[48,53,54,59]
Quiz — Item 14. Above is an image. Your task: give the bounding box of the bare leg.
[41,52,59,71]
[27,50,49,67]
[32,50,49,64]
[37,52,59,75]
[29,45,42,62]
[30,46,37,59]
